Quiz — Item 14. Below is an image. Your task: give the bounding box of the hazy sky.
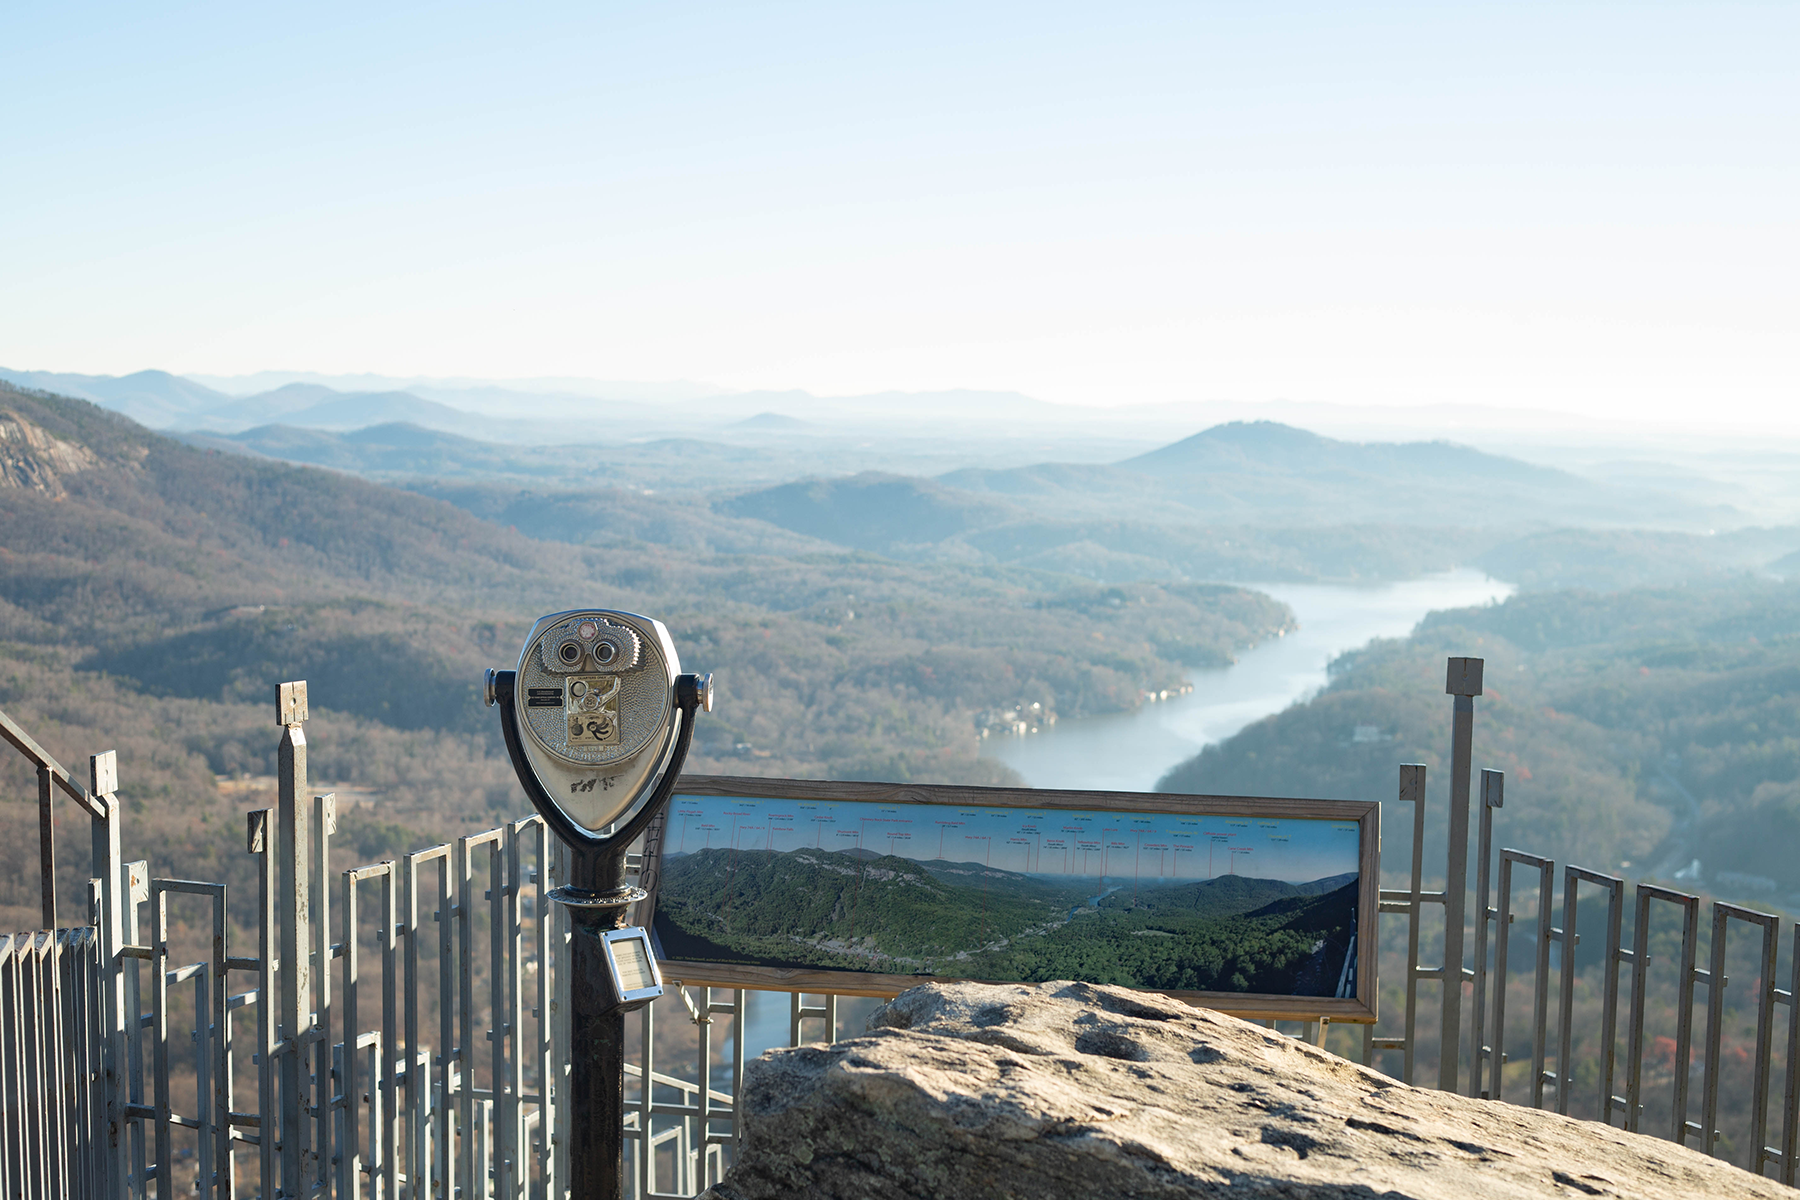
[3,2,1795,425]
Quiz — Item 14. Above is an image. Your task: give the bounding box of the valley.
[4,371,1800,933]
[651,845,1359,996]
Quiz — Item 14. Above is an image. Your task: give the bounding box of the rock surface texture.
[701,980,1790,1200]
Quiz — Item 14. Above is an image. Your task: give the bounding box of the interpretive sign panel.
[643,776,1379,1021]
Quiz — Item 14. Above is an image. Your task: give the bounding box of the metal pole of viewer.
[492,666,709,1200]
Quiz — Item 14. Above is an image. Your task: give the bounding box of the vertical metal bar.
[151,888,172,1200]
[46,931,68,1195]
[89,749,129,1200]
[1556,869,1580,1115]
[35,935,53,1200]
[1528,858,1554,1110]
[1598,876,1624,1128]
[2,938,12,1200]
[1701,902,1729,1155]
[24,936,45,1200]
[51,932,68,1196]
[91,928,109,1199]
[12,935,37,1200]
[89,929,109,1199]
[1399,763,1426,1086]
[1439,656,1483,1093]
[1782,924,1800,1186]
[1625,886,1651,1134]
[638,993,655,1199]
[1749,913,1779,1177]
[366,1038,382,1196]
[1673,890,1701,1145]
[19,935,34,1200]
[86,929,102,1198]
[23,935,45,1200]
[277,680,313,1195]
[1469,769,1501,1097]
[479,1099,493,1197]
[1488,856,1512,1103]
[33,934,52,1200]
[195,968,214,1200]
[314,792,336,1197]
[438,840,458,1200]
[85,929,104,1195]
[549,837,571,1199]
[697,989,716,1190]
[124,860,149,1200]
[403,850,423,1200]
[248,810,277,1200]
[344,865,364,1200]
[534,822,555,1200]
[64,930,88,1200]
[38,764,56,932]
[383,863,400,1200]
[80,931,95,1194]
[494,833,515,1200]
[3,938,15,1200]
[212,886,234,1199]
[57,931,79,1200]
[64,931,78,1199]
[61,932,78,1199]
[509,825,528,1200]
[457,835,477,1199]
[731,989,746,1153]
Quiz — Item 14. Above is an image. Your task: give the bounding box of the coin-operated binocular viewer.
[486,609,711,1200]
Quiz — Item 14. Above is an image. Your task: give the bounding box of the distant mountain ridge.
[937,420,1632,526]
[0,368,232,428]
[188,383,479,434]
[719,421,1728,548]
[1121,421,1569,486]
[718,472,1018,550]
[1,368,1074,441]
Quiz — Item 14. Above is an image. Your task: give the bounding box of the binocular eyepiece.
[486,608,711,846]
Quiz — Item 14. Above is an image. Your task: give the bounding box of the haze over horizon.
[3,3,1795,432]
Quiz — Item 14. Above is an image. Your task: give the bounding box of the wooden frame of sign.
[639,776,1380,1023]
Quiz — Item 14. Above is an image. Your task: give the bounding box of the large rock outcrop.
[0,410,98,495]
[702,980,1788,1199]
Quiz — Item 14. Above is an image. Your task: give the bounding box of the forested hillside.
[0,382,1293,925]
[652,845,1356,994]
[1158,579,1800,903]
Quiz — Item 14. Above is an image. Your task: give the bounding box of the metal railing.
[1352,657,1800,1184]
[6,657,1800,1194]
[2,927,108,1197]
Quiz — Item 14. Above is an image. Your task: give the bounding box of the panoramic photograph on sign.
[645,777,1377,1016]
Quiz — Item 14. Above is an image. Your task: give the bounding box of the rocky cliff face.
[703,980,1788,1200]
[0,410,99,494]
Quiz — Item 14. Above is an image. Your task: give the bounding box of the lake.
[978,569,1515,793]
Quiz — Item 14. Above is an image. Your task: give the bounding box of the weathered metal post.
[1469,767,1502,1098]
[486,609,711,1199]
[565,850,633,1197]
[1439,656,1482,1093]
[276,681,314,1193]
[88,751,129,1198]
[38,762,56,931]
